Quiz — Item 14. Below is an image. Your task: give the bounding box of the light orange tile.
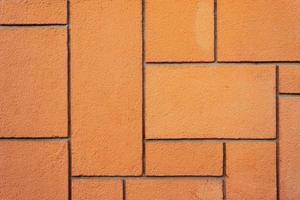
[146,0,214,62]
[126,179,223,200]
[0,29,67,138]
[71,0,142,176]
[72,179,122,200]
[279,66,300,93]
[146,66,275,139]
[0,0,67,24]
[279,98,300,199]
[0,142,68,200]
[146,142,223,176]
[226,143,276,200]
[218,0,300,61]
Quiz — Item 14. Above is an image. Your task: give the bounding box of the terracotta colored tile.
[146,66,275,139]
[72,179,122,200]
[279,66,300,93]
[0,141,68,200]
[279,98,300,199]
[146,142,223,176]
[71,0,142,176]
[126,179,223,200]
[226,143,276,200]
[0,29,67,138]
[0,0,67,24]
[218,0,300,61]
[146,0,214,62]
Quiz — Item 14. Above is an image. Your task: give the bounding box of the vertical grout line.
[276,65,280,200]
[214,0,218,63]
[122,179,126,200]
[223,142,226,200]
[141,0,146,176]
[67,0,72,200]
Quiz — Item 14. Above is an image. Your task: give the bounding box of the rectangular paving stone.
[279,98,300,199]
[226,143,276,200]
[71,0,142,176]
[0,141,68,200]
[0,0,67,24]
[72,179,122,200]
[126,179,223,200]
[279,65,300,93]
[218,0,300,61]
[146,66,275,139]
[0,29,67,138]
[146,142,223,176]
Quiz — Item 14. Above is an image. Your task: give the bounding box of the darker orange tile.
[71,0,142,176]
[72,179,122,200]
[0,142,68,200]
[279,98,300,199]
[146,142,223,176]
[279,66,300,93]
[0,0,67,24]
[146,66,275,139]
[146,0,214,62]
[218,0,300,61]
[126,179,223,200]
[0,29,67,138]
[226,143,276,200]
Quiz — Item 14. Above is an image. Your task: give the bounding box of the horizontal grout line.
[0,137,69,141]
[146,62,300,66]
[0,23,67,26]
[72,176,224,180]
[0,25,68,29]
[146,63,278,67]
[147,61,215,64]
[279,93,300,96]
[145,138,277,143]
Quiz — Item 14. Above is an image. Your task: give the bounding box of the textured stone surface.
[126,179,223,200]
[0,142,68,200]
[146,142,223,176]
[279,98,300,199]
[226,143,276,200]
[71,0,142,176]
[72,179,122,200]
[146,0,214,62]
[0,29,67,138]
[218,0,300,61]
[0,0,67,24]
[146,66,276,139]
[279,66,300,93]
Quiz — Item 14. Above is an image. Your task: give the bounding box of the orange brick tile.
[0,142,68,200]
[72,179,122,200]
[279,66,300,93]
[146,142,223,176]
[279,98,300,199]
[126,179,223,200]
[218,0,300,61]
[0,29,67,138]
[0,0,67,24]
[71,0,142,176]
[226,143,276,200]
[146,0,214,62]
[146,66,275,139]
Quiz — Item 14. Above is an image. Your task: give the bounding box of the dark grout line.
[0,24,67,26]
[122,179,126,200]
[67,1,72,200]
[72,175,225,179]
[141,0,146,176]
[145,138,277,142]
[276,65,280,200]
[279,93,300,96]
[223,143,227,200]
[0,137,69,141]
[214,0,218,63]
[146,62,300,66]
